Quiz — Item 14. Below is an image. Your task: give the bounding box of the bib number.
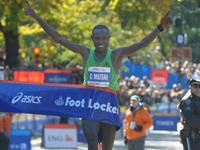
[87,67,110,87]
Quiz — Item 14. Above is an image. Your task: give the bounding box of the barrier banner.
[0,81,120,127]
[153,114,179,131]
[151,70,168,83]
[44,69,72,84]
[43,124,77,149]
[14,70,44,84]
[9,129,31,150]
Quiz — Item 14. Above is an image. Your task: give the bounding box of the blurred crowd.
[154,60,200,80]
[118,76,184,106]
[118,60,200,114]
[118,76,184,114]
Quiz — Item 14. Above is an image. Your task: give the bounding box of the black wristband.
[157,24,164,32]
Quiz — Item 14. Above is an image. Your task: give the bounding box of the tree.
[0,0,25,68]
[0,0,60,68]
[19,0,174,68]
[3,0,194,69]
[173,0,200,63]
[19,0,123,68]
[112,0,173,64]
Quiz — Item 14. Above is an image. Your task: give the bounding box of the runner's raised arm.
[112,10,171,62]
[24,2,89,61]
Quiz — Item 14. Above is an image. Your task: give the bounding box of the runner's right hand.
[24,6,35,16]
[24,0,35,17]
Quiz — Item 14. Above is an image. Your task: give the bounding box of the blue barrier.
[122,60,189,89]
[11,116,60,136]
[122,61,151,79]
[44,71,72,84]
[9,129,31,150]
[153,115,179,131]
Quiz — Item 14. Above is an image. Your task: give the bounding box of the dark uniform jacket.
[178,90,200,133]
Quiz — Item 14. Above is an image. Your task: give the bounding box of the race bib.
[130,121,135,129]
[87,67,110,87]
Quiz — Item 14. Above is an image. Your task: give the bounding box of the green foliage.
[115,0,172,29]
[167,0,200,63]
[0,33,4,48]
[1,0,200,69]
[19,0,123,67]
[113,0,173,65]
[0,0,24,31]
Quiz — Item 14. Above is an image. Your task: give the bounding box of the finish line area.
[10,114,183,150]
[0,72,183,149]
[0,80,121,149]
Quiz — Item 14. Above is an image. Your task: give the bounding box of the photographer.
[123,95,152,150]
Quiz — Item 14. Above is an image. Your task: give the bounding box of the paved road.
[144,130,183,150]
[32,130,183,150]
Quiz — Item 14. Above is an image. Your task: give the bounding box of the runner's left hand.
[160,10,172,30]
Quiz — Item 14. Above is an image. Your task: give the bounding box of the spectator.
[124,95,152,150]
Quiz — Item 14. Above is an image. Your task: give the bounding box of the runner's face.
[92,29,110,52]
[191,83,200,97]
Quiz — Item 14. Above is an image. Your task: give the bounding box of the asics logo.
[11,92,42,104]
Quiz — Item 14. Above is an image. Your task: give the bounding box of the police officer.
[178,76,200,150]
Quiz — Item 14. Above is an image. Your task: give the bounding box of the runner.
[24,2,171,150]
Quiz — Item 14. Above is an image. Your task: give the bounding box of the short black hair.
[92,24,110,35]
